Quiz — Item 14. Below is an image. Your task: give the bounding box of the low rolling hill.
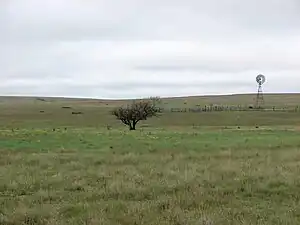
[0,93,299,129]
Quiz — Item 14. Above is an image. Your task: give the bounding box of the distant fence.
[156,105,300,113]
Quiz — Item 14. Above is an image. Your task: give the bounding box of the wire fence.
[156,105,300,113]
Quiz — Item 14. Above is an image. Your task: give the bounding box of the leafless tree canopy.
[112,99,160,130]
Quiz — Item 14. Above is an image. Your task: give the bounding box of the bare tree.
[112,99,160,130]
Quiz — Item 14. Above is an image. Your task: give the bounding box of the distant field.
[1,93,300,107]
[0,94,300,224]
[0,93,299,129]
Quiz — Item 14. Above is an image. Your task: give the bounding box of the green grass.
[1,94,300,224]
[1,128,300,224]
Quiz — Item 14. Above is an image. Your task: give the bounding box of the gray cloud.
[2,0,300,41]
[0,0,299,98]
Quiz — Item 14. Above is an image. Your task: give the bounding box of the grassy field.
[1,94,300,225]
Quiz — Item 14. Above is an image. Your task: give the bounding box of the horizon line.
[0,92,299,100]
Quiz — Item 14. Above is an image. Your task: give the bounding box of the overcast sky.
[0,0,299,99]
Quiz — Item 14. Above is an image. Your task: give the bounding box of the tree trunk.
[132,120,137,130]
[129,120,137,130]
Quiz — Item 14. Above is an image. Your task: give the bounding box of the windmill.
[255,74,266,109]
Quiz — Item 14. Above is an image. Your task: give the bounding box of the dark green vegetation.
[1,94,300,225]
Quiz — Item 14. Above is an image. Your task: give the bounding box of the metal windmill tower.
[255,74,266,109]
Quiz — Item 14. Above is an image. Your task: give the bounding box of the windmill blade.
[256,74,266,85]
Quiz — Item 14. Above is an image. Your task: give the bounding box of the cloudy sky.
[0,0,299,99]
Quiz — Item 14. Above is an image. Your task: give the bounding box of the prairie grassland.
[0,95,299,129]
[0,95,300,225]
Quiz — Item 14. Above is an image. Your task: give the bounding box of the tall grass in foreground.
[1,128,300,224]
